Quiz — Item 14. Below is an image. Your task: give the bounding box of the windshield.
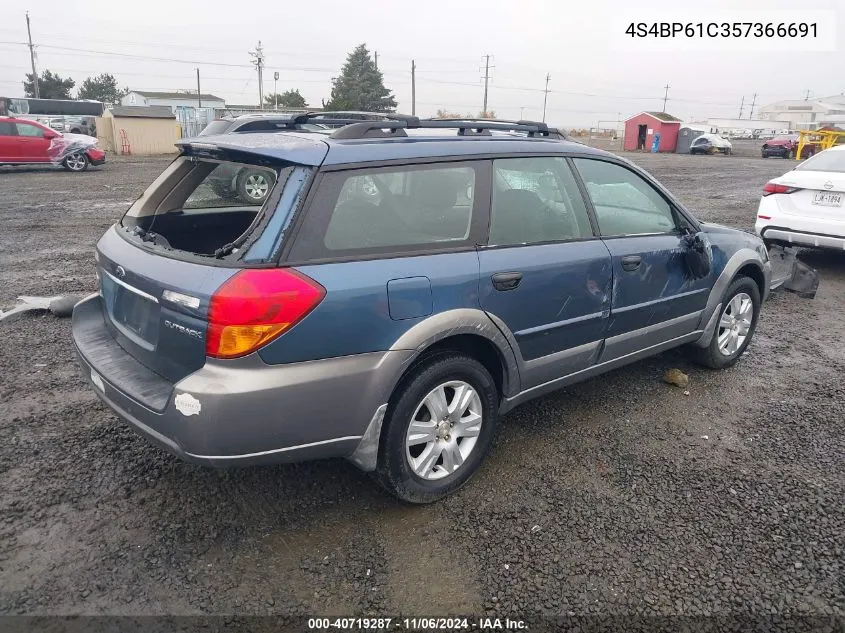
[198,120,233,136]
[794,149,845,173]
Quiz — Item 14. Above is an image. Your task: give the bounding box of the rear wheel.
[787,149,795,159]
[690,276,761,369]
[237,168,274,204]
[375,353,499,503]
[63,152,89,172]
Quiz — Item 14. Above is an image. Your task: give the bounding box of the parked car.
[198,113,336,203]
[756,145,845,250]
[690,134,732,155]
[0,116,105,171]
[761,134,817,159]
[71,116,771,503]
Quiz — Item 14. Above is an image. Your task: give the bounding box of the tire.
[689,276,761,370]
[63,152,89,172]
[375,352,499,504]
[787,149,795,159]
[236,168,275,204]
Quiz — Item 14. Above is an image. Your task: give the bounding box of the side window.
[319,164,477,253]
[15,123,45,138]
[0,122,13,136]
[490,156,593,246]
[572,158,677,236]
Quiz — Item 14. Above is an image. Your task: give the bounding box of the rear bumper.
[758,225,845,250]
[72,294,411,467]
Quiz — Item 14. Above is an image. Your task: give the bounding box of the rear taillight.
[762,182,801,196]
[206,269,325,359]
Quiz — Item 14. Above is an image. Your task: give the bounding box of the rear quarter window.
[287,161,489,261]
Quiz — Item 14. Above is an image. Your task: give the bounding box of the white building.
[121,90,225,112]
[121,90,226,137]
[757,95,845,130]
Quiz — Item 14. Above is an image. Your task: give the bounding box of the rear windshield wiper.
[214,242,236,258]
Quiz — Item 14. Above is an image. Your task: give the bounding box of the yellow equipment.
[796,129,845,159]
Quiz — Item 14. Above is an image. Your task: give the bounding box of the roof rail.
[288,111,419,127]
[327,117,568,140]
[428,118,568,140]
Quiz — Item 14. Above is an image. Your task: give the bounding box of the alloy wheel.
[244,173,269,201]
[405,380,483,481]
[717,292,754,356]
[66,154,86,171]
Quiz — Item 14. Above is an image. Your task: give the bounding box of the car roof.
[179,130,608,167]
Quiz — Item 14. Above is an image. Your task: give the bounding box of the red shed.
[623,111,682,152]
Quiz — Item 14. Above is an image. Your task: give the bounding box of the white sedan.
[756,145,845,250]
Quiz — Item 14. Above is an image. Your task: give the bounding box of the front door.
[478,156,612,389]
[14,122,51,162]
[571,157,711,362]
[637,124,648,150]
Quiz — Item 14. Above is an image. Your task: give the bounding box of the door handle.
[491,272,523,291]
[621,255,642,271]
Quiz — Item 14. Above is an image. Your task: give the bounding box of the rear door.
[0,121,16,162]
[477,156,612,389]
[571,157,710,362]
[13,121,51,162]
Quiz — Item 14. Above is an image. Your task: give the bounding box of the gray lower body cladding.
[72,295,411,467]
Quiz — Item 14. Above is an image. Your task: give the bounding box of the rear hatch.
[96,227,236,383]
[95,137,325,383]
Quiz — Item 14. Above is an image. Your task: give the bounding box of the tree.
[435,109,464,119]
[77,73,129,105]
[23,70,75,99]
[477,111,496,119]
[323,44,397,112]
[264,89,308,109]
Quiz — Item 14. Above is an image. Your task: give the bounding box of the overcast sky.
[1,0,842,127]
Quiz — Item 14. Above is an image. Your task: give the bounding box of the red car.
[0,116,105,171]
[761,134,817,159]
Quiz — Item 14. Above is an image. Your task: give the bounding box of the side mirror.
[44,130,59,140]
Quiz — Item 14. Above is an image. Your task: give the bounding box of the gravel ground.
[0,152,842,630]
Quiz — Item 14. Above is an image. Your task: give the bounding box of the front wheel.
[787,149,795,159]
[690,276,761,369]
[375,353,499,503]
[63,152,89,172]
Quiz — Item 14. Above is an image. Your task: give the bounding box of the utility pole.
[662,83,670,112]
[249,41,265,109]
[274,71,279,110]
[374,51,378,71]
[26,12,39,98]
[749,92,757,119]
[737,96,744,119]
[542,73,551,122]
[481,54,491,116]
[410,60,416,116]
[196,68,202,108]
[804,89,811,101]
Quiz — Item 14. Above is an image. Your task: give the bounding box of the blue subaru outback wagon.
[72,114,771,503]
